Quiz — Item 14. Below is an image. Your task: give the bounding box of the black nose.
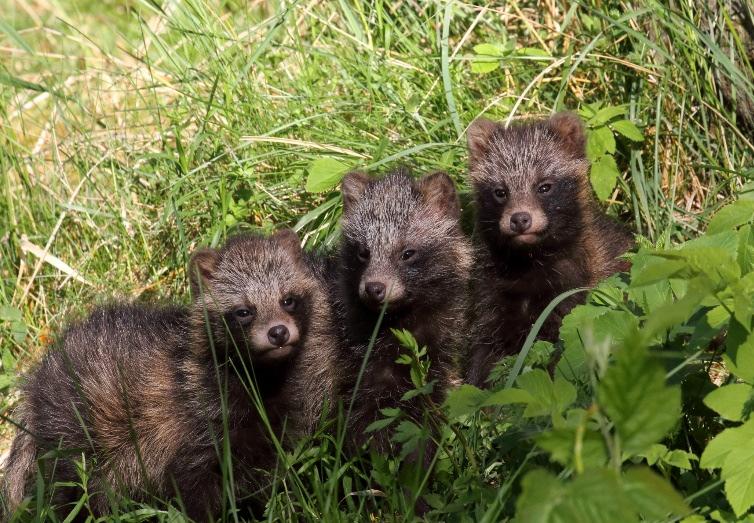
[365,281,386,302]
[510,212,532,233]
[267,325,290,346]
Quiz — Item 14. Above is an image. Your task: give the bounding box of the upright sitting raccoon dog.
[334,169,473,464]
[464,112,633,387]
[2,231,335,521]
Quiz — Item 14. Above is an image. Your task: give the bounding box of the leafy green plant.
[579,103,644,201]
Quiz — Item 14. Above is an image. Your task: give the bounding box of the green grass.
[1,0,753,521]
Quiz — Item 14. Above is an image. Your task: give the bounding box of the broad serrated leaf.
[514,468,630,523]
[708,199,754,236]
[611,120,644,141]
[641,277,716,340]
[704,383,754,422]
[640,443,669,466]
[305,157,351,193]
[587,126,617,158]
[589,104,628,125]
[598,341,681,456]
[724,326,754,382]
[700,419,754,516]
[558,304,608,380]
[536,427,608,469]
[443,384,490,419]
[515,369,576,418]
[481,387,533,407]
[365,416,397,433]
[664,449,697,470]
[471,43,506,74]
[623,467,690,519]
[557,306,638,381]
[737,225,754,273]
[391,420,427,460]
[590,154,619,201]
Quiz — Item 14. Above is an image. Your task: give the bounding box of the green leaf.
[515,369,576,418]
[443,384,490,419]
[365,416,397,433]
[557,306,638,381]
[536,427,608,469]
[708,199,754,236]
[515,468,628,523]
[589,104,628,125]
[622,468,690,520]
[516,47,550,58]
[557,305,604,381]
[470,60,500,74]
[2,347,16,373]
[641,277,716,340]
[724,327,754,382]
[391,420,427,460]
[587,126,616,158]
[515,466,688,523]
[700,419,754,516]
[0,306,22,322]
[630,254,687,287]
[664,449,697,470]
[737,225,754,273]
[611,120,644,141]
[473,43,508,57]
[598,341,681,456]
[704,383,754,422]
[590,154,619,201]
[471,43,507,74]
[482,387,533,407]
[639,444,697,470]
[305,157,351,193]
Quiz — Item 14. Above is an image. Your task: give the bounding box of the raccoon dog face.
[339,170,467,313]
[467,112,590,251]
[189,230,315,363]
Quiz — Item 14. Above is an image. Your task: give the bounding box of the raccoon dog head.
[189,230,316,363]
[467,112,590,251]
[339,169,470,313]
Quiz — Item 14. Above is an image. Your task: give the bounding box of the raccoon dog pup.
[464,112,633,387]
[334,169,473,461]
[2,230,335,521]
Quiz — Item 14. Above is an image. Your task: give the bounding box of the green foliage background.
[1,0,753,521]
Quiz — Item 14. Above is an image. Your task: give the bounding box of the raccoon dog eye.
[493,187,508,201]
[357,244,370,263]
[233,307,254,320]
[537,183,552,194]
[281,296,297,312]
[401,249,416,261]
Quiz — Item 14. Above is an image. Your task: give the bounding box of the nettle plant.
[578,102,644,201]
[373,195,754,520]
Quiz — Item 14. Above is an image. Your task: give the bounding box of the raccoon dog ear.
[340,171,371,212]
[273,228,303,258]
[189,248,219,296]
[548,112,587,159]
[417,171,461,219]
[466,118,499,162]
